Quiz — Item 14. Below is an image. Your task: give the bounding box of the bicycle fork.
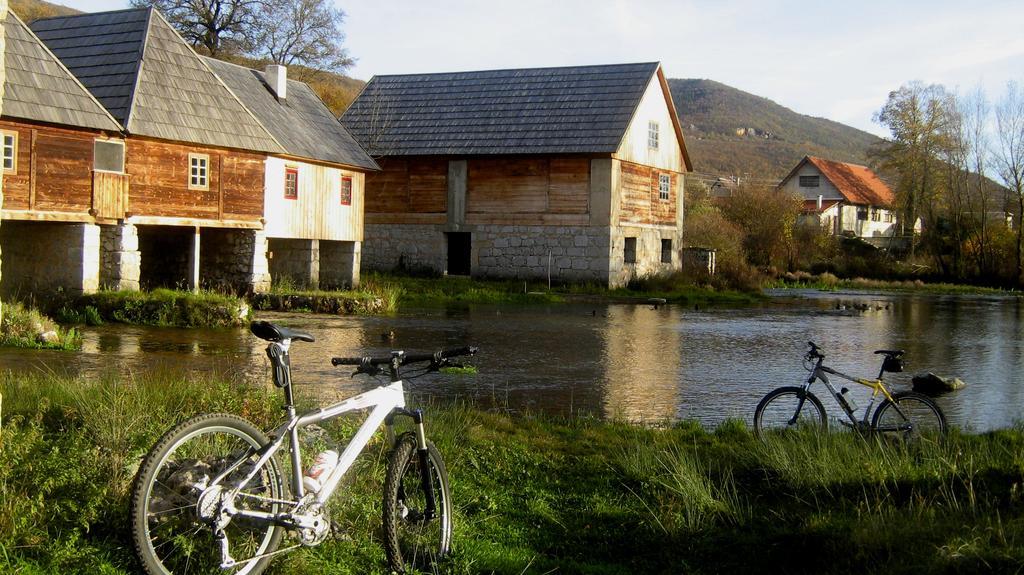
[387,408,438,522]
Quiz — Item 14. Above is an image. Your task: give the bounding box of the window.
[624,237,637,264]
[340,176,352,205]
[2,130,17,173]
[94,139,125,173]
[870,209,881,222]
[661,239,672,264]
[884,211,894,223]
[799,175,820,188]
[188,153,209,190]
[648,121,659,149]
[658,173,671,201]
[284,167,299,200]
[857,206,868,221]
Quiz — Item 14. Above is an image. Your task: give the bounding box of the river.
[2,290,1021,431]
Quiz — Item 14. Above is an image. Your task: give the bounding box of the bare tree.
[131,0,262,57]
[994,81,1024,284]
[873,82,954,267]
[255,0,353,74]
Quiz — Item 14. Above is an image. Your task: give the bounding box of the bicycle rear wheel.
[383,432,452,573]
[130,413,285,575]
[753,386,828,439]
[872,391,947,442]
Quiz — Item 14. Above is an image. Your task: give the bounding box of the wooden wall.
[0,120,97,213]
[263,157,364,241]
[126,137,264,221]
[466,156,590,225]
[618,160,678,227]
[365,157,447,217]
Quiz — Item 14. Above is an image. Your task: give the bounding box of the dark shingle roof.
[341,62,661,156]
[31,8,283,153]
[2,11,120,131]
[205,58,377,170]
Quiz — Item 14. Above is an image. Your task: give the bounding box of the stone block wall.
[362,223,447,274]
[608,225,681,287]
[473,225,612,284]
[0,221,100,296]
[100,223,140,291]
[200,229,271,294]
[268,238,318,289]
[320,240,360,289]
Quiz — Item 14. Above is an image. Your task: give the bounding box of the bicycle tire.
[130,413,285,575]
[871,391,947,442]
[382,432,453,573]
[753,386,828,439]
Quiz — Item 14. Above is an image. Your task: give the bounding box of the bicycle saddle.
[873,349,904,357]
[250,321,315,343]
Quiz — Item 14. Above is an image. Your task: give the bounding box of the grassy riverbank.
[1,372,1021,574]
[769,272,1021,296]
[0,301,80,350]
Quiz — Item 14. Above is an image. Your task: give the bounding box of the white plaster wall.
[264,157,363,242]
[615,73,685,174]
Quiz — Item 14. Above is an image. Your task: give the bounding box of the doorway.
[446,232,471,276]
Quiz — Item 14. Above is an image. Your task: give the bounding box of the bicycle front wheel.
[130,413,285,575]
[753,386,827,439]
[383,432,453,573]
[872,391,947,442]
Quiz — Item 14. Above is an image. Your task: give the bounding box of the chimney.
[817,195,823,210]
[265,64,287,100]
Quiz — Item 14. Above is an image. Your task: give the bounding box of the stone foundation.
[0,221,100,296]
[100,223,141,290]
[320,240,360,289]
[200,229,271,294]
[473,225,612,283]
[362,224,447,274]
[268,238,319,289]
[609,225,680,287]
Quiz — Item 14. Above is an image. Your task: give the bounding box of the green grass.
[1,372,1021,574]
[70,288,251,327]
[0,301,81,350]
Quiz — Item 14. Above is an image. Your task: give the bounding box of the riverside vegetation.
[1,371,1021,574]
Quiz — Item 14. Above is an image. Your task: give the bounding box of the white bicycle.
[129,320,477,574]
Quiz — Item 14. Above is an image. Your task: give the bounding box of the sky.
[54,0,1024,137]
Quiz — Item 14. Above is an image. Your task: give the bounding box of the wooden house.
[30,8,284,293]
[779,156,901,245]
[342,62,692,287]
[204,58,378,289]
[0,10,124,296]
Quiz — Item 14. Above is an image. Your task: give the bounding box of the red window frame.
[284,167,299,200]
[340,176,352,206]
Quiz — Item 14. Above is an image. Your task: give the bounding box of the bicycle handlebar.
[331,346,478,367]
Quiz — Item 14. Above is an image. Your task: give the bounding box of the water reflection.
[1,292,1021,431]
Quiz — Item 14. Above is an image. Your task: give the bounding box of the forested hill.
[669,78,884,182]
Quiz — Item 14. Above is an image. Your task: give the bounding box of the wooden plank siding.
[0,120,99,213]
[126,137,264,221]
[365,157,447,214]
[465,157,590,224]
[618,160,678,226]
[263,157,363,241]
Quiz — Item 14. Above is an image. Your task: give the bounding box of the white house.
[779,156,899,242]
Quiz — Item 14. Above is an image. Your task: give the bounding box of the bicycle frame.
[805,356,898,425]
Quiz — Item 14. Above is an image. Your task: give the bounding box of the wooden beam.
[28,129,36,210]
[125,215,262,229]
[1,209,95,223]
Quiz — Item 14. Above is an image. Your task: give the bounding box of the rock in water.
[912,372,966,393]
[36,330,59,345]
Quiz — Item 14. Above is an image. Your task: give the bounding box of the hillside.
[669,79,883,182]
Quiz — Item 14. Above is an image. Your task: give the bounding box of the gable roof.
[2,11,120,132]
[341,62,681,157]
[30,8,283,153]
[204,58,377,171]
[782,156,895,207]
